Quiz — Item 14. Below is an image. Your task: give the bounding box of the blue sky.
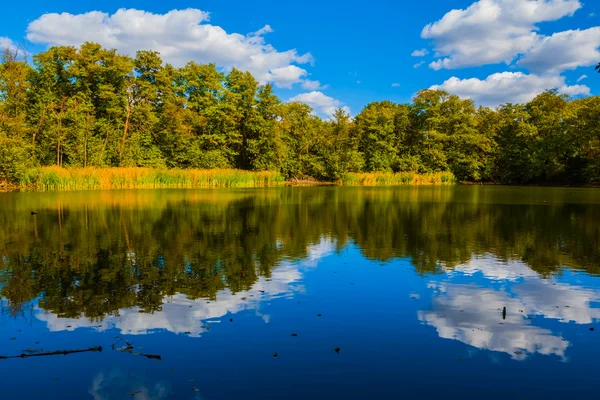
[2,0,600,116]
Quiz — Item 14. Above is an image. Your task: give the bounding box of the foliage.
[1,42,599,186]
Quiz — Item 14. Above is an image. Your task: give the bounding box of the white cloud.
[391,83,401,87]
[301,79,329,90]
[26,8,313,88]
[430,71,590,106]
[414,61,425,69]
[518,27,600,74]
[422,0,582,70]
[0,37,14,50]
[288,91,350,118]
[269,65,308,89]
[577,74,588,82]
[411,48,429,57]
[0,37,23,56]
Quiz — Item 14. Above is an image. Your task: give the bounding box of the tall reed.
[341,171,456,186]
[20,167,285,191]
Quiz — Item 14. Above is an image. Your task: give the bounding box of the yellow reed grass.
[341,171,456,186]
[21,167,285,191]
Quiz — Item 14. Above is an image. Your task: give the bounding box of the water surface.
[1,186,599,399]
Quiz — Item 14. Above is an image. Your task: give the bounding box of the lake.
[1,186,599,399]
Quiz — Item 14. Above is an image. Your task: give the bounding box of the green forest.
[1,42,599,186]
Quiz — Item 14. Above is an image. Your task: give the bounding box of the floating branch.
[0,346,102,360]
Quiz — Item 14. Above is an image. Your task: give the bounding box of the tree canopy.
[1,43,599,185]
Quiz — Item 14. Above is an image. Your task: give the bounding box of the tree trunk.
[119,101,132,165]
[56,114,62,166]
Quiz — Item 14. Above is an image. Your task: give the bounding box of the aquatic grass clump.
[341,171,456,186]
[26,167,285,191]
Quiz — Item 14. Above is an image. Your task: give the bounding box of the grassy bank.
[3,167,457,191]
[342,171,456,186]
[17,167,285,191]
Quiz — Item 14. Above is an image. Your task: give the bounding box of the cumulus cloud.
[422,0,582,70]
[288,91,350,117]
[301,79,329,90]
[0,37,15,50]
[577,74,588,82]
[269,65,308,89]
[414,61,425,69]
[391,83,401,87]
[518,27,600,74]
[411,48,429,57]
[25,8,313,88]
[430,71,589,106]
[0,37,24,56]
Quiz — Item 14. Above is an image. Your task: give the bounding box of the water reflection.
[35,240,335,336]
[0,186,600,399]
[89,371,170,400]
[420,256,600,360]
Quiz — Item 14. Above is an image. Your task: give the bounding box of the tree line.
[1,42,599,185]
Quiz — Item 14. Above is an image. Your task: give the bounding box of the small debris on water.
[291,333,298,337]
[192,387,200,392]
[229,318,233,322]
[590,327,595,331]
[514,350,523,355]
[273,352,278,358]
[334,347,340,353]
[129,391,141,396]
[317,314,322,317]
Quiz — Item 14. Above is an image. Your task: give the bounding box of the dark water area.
[0,186,599,399]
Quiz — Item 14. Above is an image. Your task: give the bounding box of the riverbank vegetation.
[19,166,284,190]
[1,43,599,189]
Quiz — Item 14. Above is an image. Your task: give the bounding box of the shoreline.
[2,167,597,192]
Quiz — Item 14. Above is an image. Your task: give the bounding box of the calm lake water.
[1,186,599,399]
